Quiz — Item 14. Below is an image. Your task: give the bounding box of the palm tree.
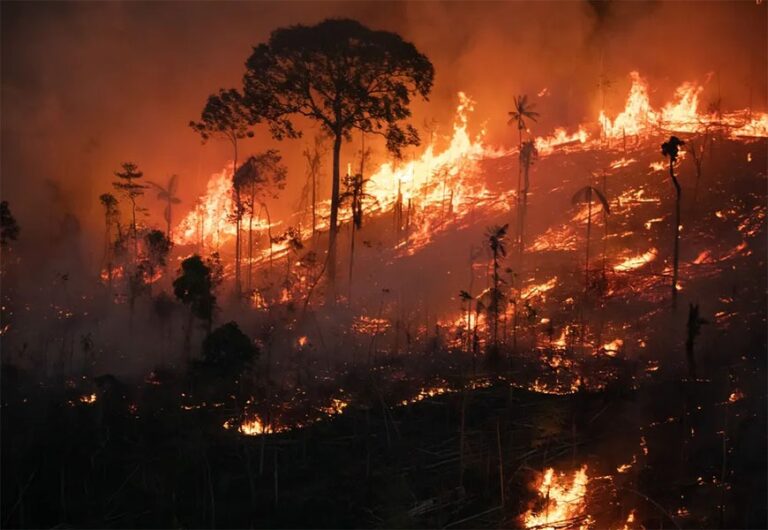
[485,224,509,353]
[571,186,610,292]
[661,136,685,308]
[508,96,539,248]
[148,175,182,240]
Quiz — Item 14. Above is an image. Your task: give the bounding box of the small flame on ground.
[524,465,590,530]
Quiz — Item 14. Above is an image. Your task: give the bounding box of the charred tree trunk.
[670,162,681,308]
[327,133,342,298]
[585,195,592,293]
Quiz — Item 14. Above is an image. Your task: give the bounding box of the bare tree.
[190,88,254,298]
[112,162,146,264]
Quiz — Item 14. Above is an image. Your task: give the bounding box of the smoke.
[2,1,765,251]
[1,1,766,376]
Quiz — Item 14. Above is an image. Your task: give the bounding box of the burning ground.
[2,6,767,529]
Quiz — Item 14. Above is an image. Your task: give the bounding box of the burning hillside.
[1,3,766,529]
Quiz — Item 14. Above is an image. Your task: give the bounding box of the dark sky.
[2,1,765,255]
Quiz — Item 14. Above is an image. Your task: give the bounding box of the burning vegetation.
[1,3,767,529]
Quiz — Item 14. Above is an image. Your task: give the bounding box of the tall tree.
[190,88,254,298]
[301,134,327,239]
[485,224,508,354]
[112,162,146,263]
[507,95,539,248]
[571,185,610,292]
[148,175,182,240]
[241,18,434,294]
[661,136,685,308]
[98,193,120,287]
[518,140,539,254]
[233,150,288,288]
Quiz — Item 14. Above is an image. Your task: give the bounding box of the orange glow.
[79,393,97,404]
[613,248,657,272]
[602,339,624,356]
[524,465,590,530]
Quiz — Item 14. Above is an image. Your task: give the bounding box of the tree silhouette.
[98,193,120,287]
[201,321,257,376]
[0,201,20,247]
[174,255,216,356]
[233,150,288,286]
[190,88,254,298]
[572,185,610,292]
[148,174,181,240]
[241,18,434,294]
[141,229,173,295]
[484,224,509,354]
[661,135,685,307]
[112,162,146,263]
[341,136,378,297]
[518,140,539,254]
[301,134,327,239]
[508,95,539,249]
[459,290,473,354]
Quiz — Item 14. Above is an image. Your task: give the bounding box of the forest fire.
[523,466,590,530]
[2,2,766,529]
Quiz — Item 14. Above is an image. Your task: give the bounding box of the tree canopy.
[242,18,434,154]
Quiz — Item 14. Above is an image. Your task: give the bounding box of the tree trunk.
[585,196,592,292]
[248,194,254,292]
[263,203,273,269]
[671,164,681,309]
[328,133,342,297]
[233,144,241,299]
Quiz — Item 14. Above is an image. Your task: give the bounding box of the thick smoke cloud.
[1,0,765,272]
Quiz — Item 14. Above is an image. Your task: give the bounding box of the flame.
[100,265,125,282]
[524,465,590,530]
[535,127,588,155]
[521,277,558,300]
[660,81,704,132]
[730,113,768,138]
[352,315,390,335]
[602,339,624,356]
[79,393,97,404]
[600,72,657,139]
[613,248,657,272]
[319,397,349,416]
[297,335,308,347]
[224,415,286,436]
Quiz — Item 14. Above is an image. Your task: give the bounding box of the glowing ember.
[352,315,390,335]
[79,393,97,404]
[224,415,286,436]
[602,339,624,356]
[728,389,744,403]
[613,249,657,272]
[521,277,558,300]
[319,397,349,416]
[524,465,590,530]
